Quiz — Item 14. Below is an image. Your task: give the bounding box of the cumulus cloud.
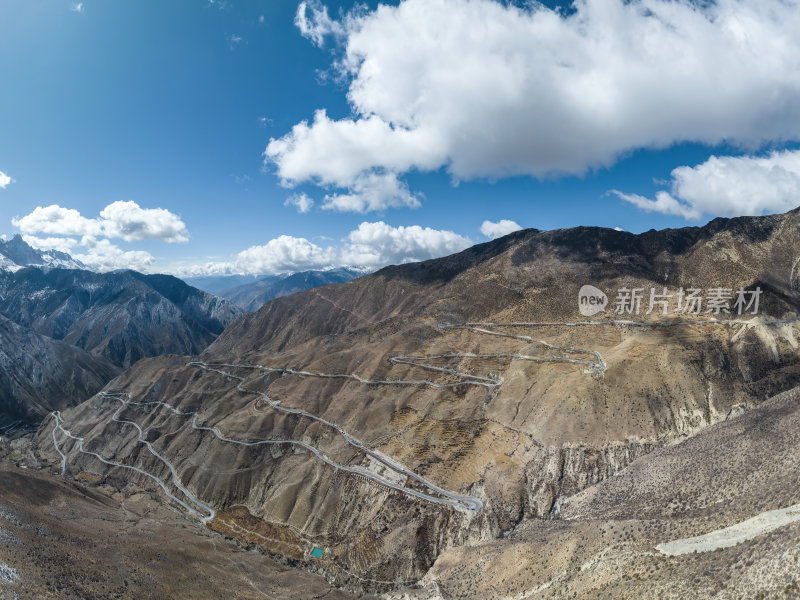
[13,201,188,242]
[10,201,187,272]
[480,219,522,240]
[284,193,315,213]
[98,201,189,242]
[613,149,800,220]
[15,234,155,273]
[71,2,84,12]
[12,205,103,237]
[267,0,800,207]
[340,221,472,267]
[179,221,473,276]
[73,238,155,273]
[322,172,421,212]
[22,235,79,254]
[184,235,334,276]
[234,236,334,273]
[0,171,13,189]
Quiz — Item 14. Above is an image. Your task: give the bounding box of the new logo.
[578,285,608,316]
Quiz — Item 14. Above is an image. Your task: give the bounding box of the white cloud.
[228,34,243,49]
[284,193,315,214]
[480,219,522,240]
[22,235,79,253]
[71,3,84,12]
[295,0,345,47]
[12,205,103,237]
[186,236,334,276]
[98,201,189,242]
[0,171,13,189]
[73,238,155,273]
[322,171,421,212]
[13,201,188,242]
[266,109,440,188]
[234,236,333,273]
[10,201,187,273]
[267,0,800,206]
[15,234,154,273]
[614,149,800,220]
[182,237,338,277]
[340,221,472,267]
[177,221,473,276]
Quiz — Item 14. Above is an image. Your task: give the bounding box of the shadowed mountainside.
[0,314,119,428]
[0,267,244,368]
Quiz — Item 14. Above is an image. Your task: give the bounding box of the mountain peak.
[0,235,86,272]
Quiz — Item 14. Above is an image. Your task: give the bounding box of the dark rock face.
[0,314,119,426]
[0,268,244,368]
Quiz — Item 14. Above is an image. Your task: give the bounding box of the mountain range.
[0,267,243,368]
[28,207,800,597]
[0,236,244,433]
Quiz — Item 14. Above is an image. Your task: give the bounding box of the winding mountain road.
[51,409,216,521]
[48,317,800,524]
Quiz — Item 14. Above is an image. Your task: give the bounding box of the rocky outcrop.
[523,442,659,518]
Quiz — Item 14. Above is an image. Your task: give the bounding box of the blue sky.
[1,0,799,275]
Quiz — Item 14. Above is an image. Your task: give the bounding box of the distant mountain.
[182,274,266,296]
[0,314,119,429]
[0,267,245,368]
[0,234,86,271]
[0,236,243,431]
[213,268,364,311]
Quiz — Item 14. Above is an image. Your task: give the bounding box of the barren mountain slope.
[34,208,800,595]
[0,462,364,600]
[386,384,800,600]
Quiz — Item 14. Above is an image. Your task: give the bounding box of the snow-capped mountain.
[0,234,86,271]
